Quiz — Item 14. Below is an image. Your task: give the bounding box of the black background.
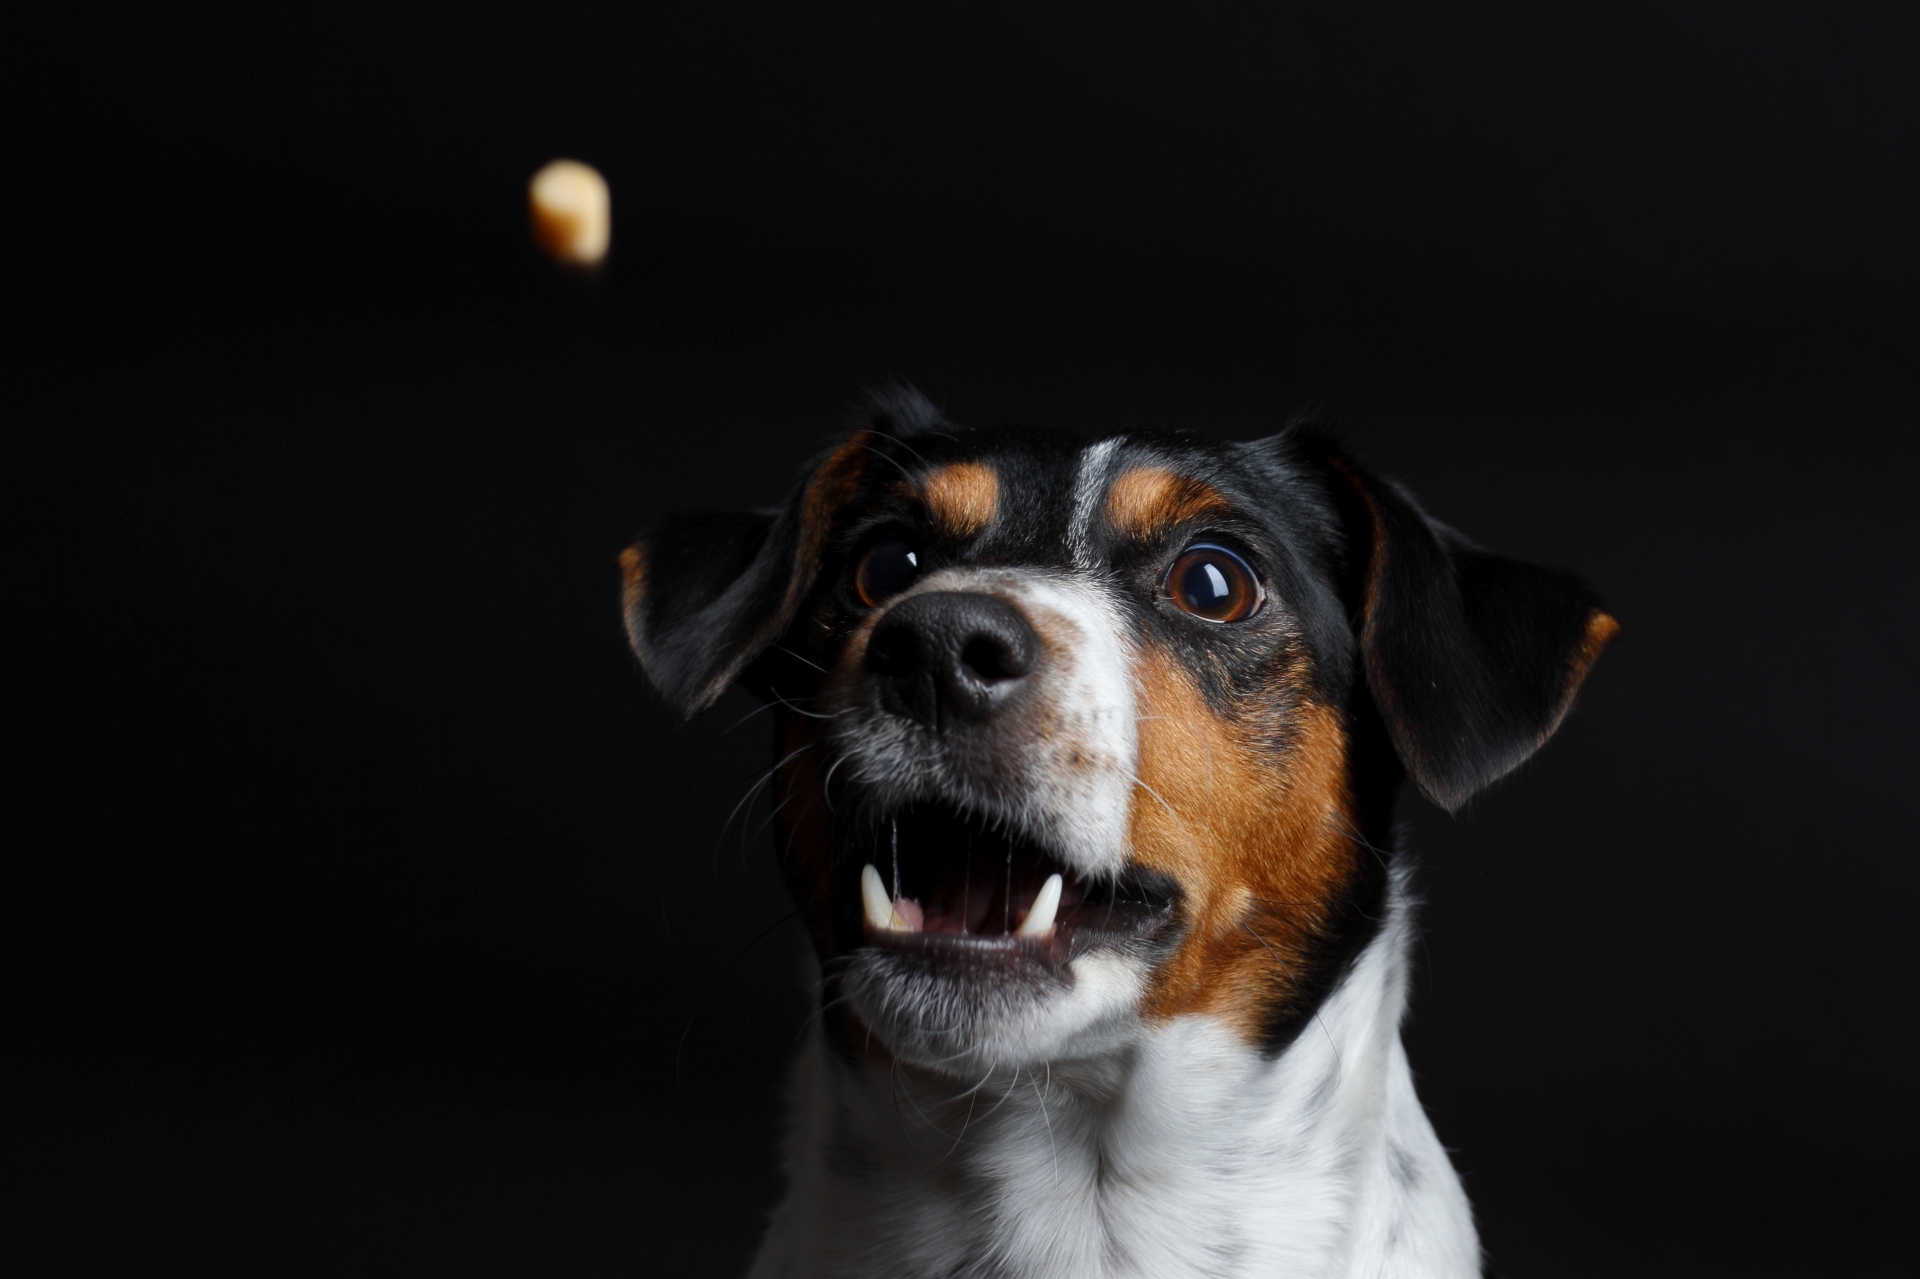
[9,3,1917,1275]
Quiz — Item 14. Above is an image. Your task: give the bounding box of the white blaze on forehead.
[1068,437,1123,571]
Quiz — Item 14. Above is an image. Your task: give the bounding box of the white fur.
[1068,438,1124,571]
[750,869,1480,1279]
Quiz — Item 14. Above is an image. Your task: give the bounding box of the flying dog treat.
[529,160,609,265]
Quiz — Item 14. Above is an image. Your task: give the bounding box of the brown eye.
[1165,543,1262,622]
[854,538,922,607]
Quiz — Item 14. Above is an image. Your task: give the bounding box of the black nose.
[864,591,1040,727]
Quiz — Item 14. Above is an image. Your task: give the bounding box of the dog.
[620,387,1615,1278]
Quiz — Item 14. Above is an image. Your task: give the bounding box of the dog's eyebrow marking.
[1104,466,1234,543]
[1069,438,1123,568]
[920,461,999,538]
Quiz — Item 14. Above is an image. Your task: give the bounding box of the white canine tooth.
[860,863,912,931]
[861,864,895,931]
[1016,873,1063,937]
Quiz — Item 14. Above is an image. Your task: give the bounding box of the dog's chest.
[756,909,1478,1279]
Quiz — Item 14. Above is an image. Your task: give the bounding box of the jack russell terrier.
[620,388,1615,1278]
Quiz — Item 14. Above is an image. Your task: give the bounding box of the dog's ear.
[619,433,868,716]
[619,387,946,716]
[1304,437,1618,812]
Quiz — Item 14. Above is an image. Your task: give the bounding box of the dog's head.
[621,389,1614,1076]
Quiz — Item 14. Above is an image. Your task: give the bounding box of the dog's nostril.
[960,631,1034,683]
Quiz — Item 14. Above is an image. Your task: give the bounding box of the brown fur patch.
[921,462,999,538]
[617,544,646,617]
[1104,467,1233,543]
[1127,642,1362,1041]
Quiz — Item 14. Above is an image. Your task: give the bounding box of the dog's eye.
[1165,543,1262,623]
[854,538,922,608]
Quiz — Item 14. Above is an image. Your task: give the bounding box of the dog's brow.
[1104,466,1234,543]
[919,462,999,538]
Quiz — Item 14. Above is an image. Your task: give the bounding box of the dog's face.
[622,391,1613,1078]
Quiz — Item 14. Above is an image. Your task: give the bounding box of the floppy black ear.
[619,434,865,715]
[619,386,947,715]
[1317,444,1618,812]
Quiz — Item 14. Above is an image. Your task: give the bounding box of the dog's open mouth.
[848,803,1175,962]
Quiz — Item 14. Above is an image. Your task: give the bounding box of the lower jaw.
[829,948,1072,1069]
[845,934,1076,997]
[855,921,1153,972]
[827,936,1159,1075]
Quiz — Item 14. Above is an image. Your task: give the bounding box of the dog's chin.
[835,942,1160,1075]
[823,801,1178,1075]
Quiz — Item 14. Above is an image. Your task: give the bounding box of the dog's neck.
[750,869,1480,1279]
